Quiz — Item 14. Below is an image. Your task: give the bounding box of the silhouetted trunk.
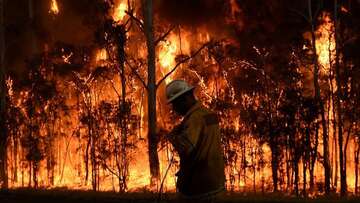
[328,23,338,190]
[303,159,307,196]
[251,148,256,193]
[0,0,7,189]
[285,146,291,192]
[84,130,90,184]
[303,126,311,196]
[89,105,98,191]
[12,135,18,184]
[143,0,160,186]
[309,123,319,192]
[334,0,346,196]
[45,133,55,186]
[294,156,299,196]
[33,161,38,188]
[270,140,278,192]
[241,136,247,190]
[290,130,300,196]
[308,0,331,194]
[28,161,32,187]
[116,25,128,192]
[45,112,56,186]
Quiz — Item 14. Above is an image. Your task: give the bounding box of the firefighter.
[165,80,225,203]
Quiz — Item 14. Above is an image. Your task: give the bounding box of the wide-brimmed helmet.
[166,80,195,103]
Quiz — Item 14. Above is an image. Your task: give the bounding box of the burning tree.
[0,0,360,197]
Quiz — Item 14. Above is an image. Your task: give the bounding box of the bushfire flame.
[316,13,335,72]
[113,2,127,22]
[49,0,59,15]
[2,0,359,196]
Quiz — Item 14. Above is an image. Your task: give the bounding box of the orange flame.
[112,1,128,22]
[50,0,59,15]
[95,48,108,62]
[315,13,335,72]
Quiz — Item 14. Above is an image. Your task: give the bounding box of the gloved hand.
[166,122,194,156]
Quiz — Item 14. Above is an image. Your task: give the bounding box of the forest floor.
[1,189,360,203]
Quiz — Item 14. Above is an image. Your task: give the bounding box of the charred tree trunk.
[334,0,346,196]
[143,0,160,186]
[242,135,247,190]
[45,135,55,186]
[309,123,319,192]
[285,145,291,192]
[308,0,331,194]
[33,160,38,188]
[45,117,56,186]
[294,155,299,196]
[12,134,18,184]
[89,103,98,191]
[328,24,338,190]
[302,157,307,196]
[0,0,8,189]
[303,126,311,196]
[290,129,300,196]
[115,24,128,192]
[270,139,279,192]
[85,130,90,185]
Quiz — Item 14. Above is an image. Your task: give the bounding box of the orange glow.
[95,48,108,62]
[315,13,335,72]
[112,1,128,22]
[158,32,190,84]
[341,6,349,13]
[49,0,59,15]
[4,2,359,195]
[230,0,241,19]
[62,52,73,64]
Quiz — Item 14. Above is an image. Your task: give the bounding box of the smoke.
[5,0,106,79]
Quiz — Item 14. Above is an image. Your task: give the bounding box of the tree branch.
[289,8,310,24]
[102,161,121,179]
[109,79,121,97]
[156,42,210,88]
[154,26,176,46]
[125,10,144,32]
[125,58,148,89]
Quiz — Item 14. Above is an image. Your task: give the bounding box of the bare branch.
[101,161,121,179]
[314,0,324,19]
[109,79,121,97]
[125,58,148,89]
[156,42,210,88]
[289,8,310,23]
[154,26,176,46]
[125,10,144,32]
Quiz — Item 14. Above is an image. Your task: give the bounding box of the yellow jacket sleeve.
[168,114,203,156]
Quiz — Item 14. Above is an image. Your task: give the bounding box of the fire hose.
[156,124,183,202]
[156,151,175,203]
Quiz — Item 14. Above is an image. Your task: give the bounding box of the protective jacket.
[168,102,225,197]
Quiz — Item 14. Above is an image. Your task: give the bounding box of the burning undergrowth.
[0,0,359,197]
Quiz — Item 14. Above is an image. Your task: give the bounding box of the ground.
[1,189,360,203]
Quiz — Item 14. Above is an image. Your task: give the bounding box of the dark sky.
[4,0,104,77]
[4,0,235,78]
